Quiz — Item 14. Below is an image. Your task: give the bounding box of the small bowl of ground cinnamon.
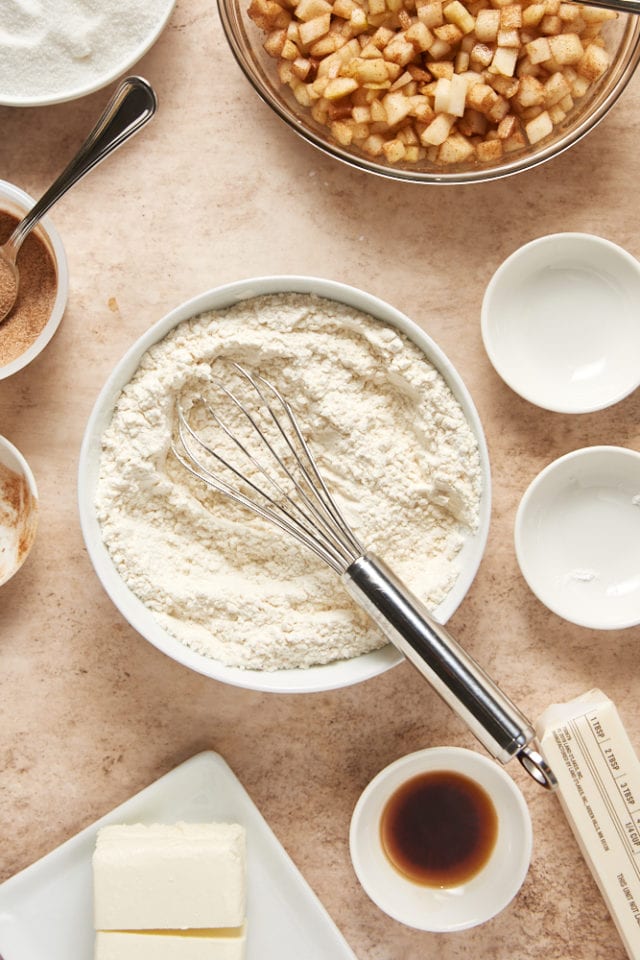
[0,434,38,587]
[0,179,68,379]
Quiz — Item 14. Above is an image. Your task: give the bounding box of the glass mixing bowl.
[217,0,640,184]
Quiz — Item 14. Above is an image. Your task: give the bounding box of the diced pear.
[525,108,552,143]
[477,137,503,160]
[577,42,610,80]
[298,12,331,45]
[419,111,455,144]
[264,28,287,57]
[489,45,518,76]
[405,21,435,51]
[474,8,500,41]
[438,131,475,162]
[549,32,583,64]
[295,0,332,19]
[443,0,475,34]
[382,90,413,124]
[324,76,358,98]
[382,137,407,161]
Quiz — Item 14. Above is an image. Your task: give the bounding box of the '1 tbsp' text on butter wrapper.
[536,689,640,960]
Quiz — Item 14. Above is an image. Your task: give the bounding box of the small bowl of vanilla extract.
[349,747,532,932]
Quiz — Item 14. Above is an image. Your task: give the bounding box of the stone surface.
[1,2,639,958]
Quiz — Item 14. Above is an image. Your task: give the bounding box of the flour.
[96,293,482,671]
[0,0,173,102]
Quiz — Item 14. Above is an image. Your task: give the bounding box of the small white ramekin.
[0,434,38,587]
[349,747,532,932]
[481,233,640,414]
[0,179,69,381]
[515,446,640,629]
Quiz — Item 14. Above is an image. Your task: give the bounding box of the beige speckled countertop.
[1,2,639,957]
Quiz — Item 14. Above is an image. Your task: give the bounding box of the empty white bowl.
[481,234,640,414]
[349,747,532,932]
[515,446,640,629]
[0,435,38,587]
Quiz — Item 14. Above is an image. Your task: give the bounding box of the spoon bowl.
[0,253,18,321]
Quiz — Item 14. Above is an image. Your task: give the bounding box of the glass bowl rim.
[217,0,640,184]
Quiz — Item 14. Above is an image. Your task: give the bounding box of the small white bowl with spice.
[0,435,38,587]
[0,180,68,380]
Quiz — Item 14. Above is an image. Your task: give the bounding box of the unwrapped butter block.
[95,926,247,960]
[537,690,640,960]
[93,822,246,931]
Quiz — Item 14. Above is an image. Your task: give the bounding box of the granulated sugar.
[96,293,482,671]
[0,0,173,102]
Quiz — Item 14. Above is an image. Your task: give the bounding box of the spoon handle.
[6,76,157,258]
[569,0,640,12]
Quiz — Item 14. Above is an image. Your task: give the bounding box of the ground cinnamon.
[0,211,57,366]
[0,459,37,585]
[0,256,16,320]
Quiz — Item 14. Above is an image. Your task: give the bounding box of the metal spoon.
[0,76,157,324]
[577,0,640,12]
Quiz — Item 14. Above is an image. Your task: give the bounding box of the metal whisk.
[172,363,556,790]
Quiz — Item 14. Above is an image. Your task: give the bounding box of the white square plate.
[0,751,357,959]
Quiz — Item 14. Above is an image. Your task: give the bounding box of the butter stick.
[536,689,640,960]
[95,927,247,960]
[93,822,246,931]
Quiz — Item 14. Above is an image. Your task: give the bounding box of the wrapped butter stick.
[536,690,640,960]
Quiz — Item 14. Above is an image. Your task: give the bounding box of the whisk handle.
[343,554,556,789]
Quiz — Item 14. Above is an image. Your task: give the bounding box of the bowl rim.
[78,275,491,693]
[514,444,640,629]
[481,232,640,413]
[216,0,640,184]
[0,180,69,380]
[349,746,533,931]
[0,433,38,499]
[0,1,176,107]
[0,433,39,587]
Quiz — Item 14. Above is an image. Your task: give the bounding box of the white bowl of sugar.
[0,0,176,107]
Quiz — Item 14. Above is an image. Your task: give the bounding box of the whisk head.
[171,363,365,575]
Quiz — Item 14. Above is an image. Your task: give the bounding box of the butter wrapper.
[536,689,640,960]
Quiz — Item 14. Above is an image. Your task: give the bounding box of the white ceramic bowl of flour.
[78,277,491,693]
[0,0,176,107]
